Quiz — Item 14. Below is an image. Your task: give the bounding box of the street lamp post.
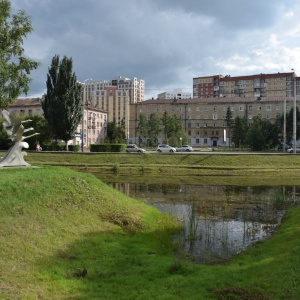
[283,97,286,152]
[82,78,92,152]
[292,69,297,153]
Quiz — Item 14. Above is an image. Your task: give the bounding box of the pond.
[90,173,300,264]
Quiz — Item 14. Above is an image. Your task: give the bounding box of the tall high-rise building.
[82,77,145,141]
[193,72,299,99]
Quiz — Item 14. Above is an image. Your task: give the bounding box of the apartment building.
[82,77,145,141]
[193,72,300,99]
[9,98,44,116]
[129,96,296,147]
[2,98,107,148]
[157,89,192,100]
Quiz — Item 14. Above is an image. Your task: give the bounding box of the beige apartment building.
[129,97,296,147]
[3,98,107,149]
[82,77,145,140]
[193,72,300,99]
[9,98,44,116]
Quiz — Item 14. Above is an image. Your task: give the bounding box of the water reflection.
[99,177,299,264]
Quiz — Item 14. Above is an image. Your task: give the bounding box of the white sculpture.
[0,109,39,167]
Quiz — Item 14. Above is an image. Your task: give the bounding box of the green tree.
[147,113,161,146]
[246,117,265,151]
[137,113,148,145]
[284,107,300,144]
[232,116,248,148]
[0,118,12,149]
[42,55,83,150]
[261,119,280,149]
[106,119,125,143]
[224,106,234,147]
[161,111,183,144]
[23,114,52,150]
[0,0,40,108]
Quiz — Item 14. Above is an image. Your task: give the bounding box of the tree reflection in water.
[103,179,300,264]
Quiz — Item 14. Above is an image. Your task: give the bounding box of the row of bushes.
[90,144,126,152]
[41,144,80,152]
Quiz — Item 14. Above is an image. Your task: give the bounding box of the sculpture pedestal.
[0,142,31,168]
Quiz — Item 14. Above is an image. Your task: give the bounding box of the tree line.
[225,106,300,151]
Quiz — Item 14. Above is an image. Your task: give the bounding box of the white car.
[157,144,176,153]
[176,145,194,152]
[287,146,300,153]
[126,144,146,153]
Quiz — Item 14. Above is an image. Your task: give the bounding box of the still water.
[93,174,300,264]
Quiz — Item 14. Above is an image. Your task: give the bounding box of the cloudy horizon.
[10,0,300,100]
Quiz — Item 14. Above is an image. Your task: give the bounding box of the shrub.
[90,144,126,152]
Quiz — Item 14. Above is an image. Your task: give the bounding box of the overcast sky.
[11,0,300,100]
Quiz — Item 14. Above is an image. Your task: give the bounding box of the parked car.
[176,145,194,152]
[126,144,146,153]
[287,146,300,153]
[157,144,176,153]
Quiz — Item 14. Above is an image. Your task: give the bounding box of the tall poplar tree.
[0,0,40,108]
[137,113,148,144]
[147,113,161,146]
[42,55,83,150]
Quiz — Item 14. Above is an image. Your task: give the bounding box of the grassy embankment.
[0,153,299,299]
[25,151,300,185]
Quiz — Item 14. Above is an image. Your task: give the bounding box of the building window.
[196,122,200,128]
[204,106,208,111]
[239,106,243,111]
[204,130,207,135]
[213,114,218,120]
[196,107,200,111]
[213,106,217,112]
[248,105,252,111]
[276,105,280,110]
[204,138,208,144]
[187,123,191,128]
[188,130,191,136]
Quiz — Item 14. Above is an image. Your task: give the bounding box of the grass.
[0,155,299,299]
[23,151,300,186]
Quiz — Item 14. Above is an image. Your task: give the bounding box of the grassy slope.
[0,160,299,299]
[24,152,300,169]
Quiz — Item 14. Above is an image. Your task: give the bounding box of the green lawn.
[0,157,299,299]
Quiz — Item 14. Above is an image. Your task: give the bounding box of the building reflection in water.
[105,181,299,264]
